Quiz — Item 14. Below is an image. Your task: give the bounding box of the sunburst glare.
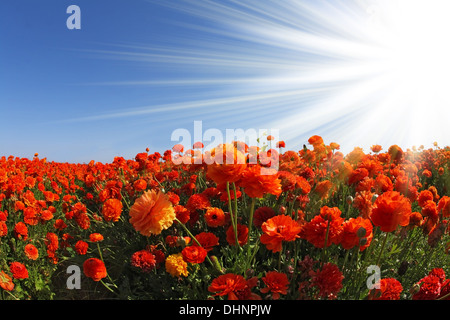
[84,0,450,154]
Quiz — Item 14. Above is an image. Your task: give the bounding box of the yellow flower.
[165,253,189,278]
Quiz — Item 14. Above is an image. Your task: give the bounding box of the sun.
[360,0,450,148]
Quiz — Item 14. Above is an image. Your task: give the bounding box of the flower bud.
[346,196,354,205]
[357,227,367,238]
[359,237,368,246]
[410,283,420,295]
[372,194,379,203]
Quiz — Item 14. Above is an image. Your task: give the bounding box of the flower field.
[0,136,449,300]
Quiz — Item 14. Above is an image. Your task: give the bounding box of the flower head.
[208,273,260,300]
[24,244,39,260]
[310,263,343,300]
[368,278,403,300]
[83,258,107,282]
[370,191,411,232]
[102,198,123,222]
[9,262,29,279]
[165,253,188,278]
[260,214,302,252]
[260,271,290,300]
[129,189,176,236]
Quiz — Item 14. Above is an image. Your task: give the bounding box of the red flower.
[193,232,219,252]
[182,246,208,264]
[174,205,190,224]
[0,221,7,237]
[260,214,302,252]
[309,263,343,300]
[74,240,89,255]
[370,191,411,232]
[186,194,211,212]
[253,206,276,228]
[83,258,107,282]
[418,190,434,207]
[9,262,29,279]
[368,278,403,300]
[131,249,156,272]
[260,271,290,300]
[45,232,59,252]
[301,207,344,248]
[208,273,260,300]
[226,224,248,247]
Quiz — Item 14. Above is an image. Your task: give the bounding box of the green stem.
[97,243,118,288]
[226,182,240,248]
[248,197,256,240]
[376,232,389,267]
[321,220,331,265]
[175,218,220,272]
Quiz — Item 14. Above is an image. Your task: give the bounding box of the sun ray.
[79,0,450,153]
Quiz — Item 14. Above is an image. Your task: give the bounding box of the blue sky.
[1,0,449,163]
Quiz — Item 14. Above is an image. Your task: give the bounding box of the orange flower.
[341,217,373,251]
[308,135,324,147]
[206,143,247,186]
[204,207,226,227]
[388,145,403,162]
[370,191,411,232]
[314,180,333,200]
[437,196,450,217]
[24,244,39,260]
[83,258,107,282]
[239,165,282,199]
[102,198,123,222]
[260,271,290,300]
[89,233,104,242]
[418,190,434,207]
[370,145,383,153]
[260,214,302,252]
[352,190,374,219]
[0,271,14,291]
[133,179,147,192]
[129,189,176,236]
